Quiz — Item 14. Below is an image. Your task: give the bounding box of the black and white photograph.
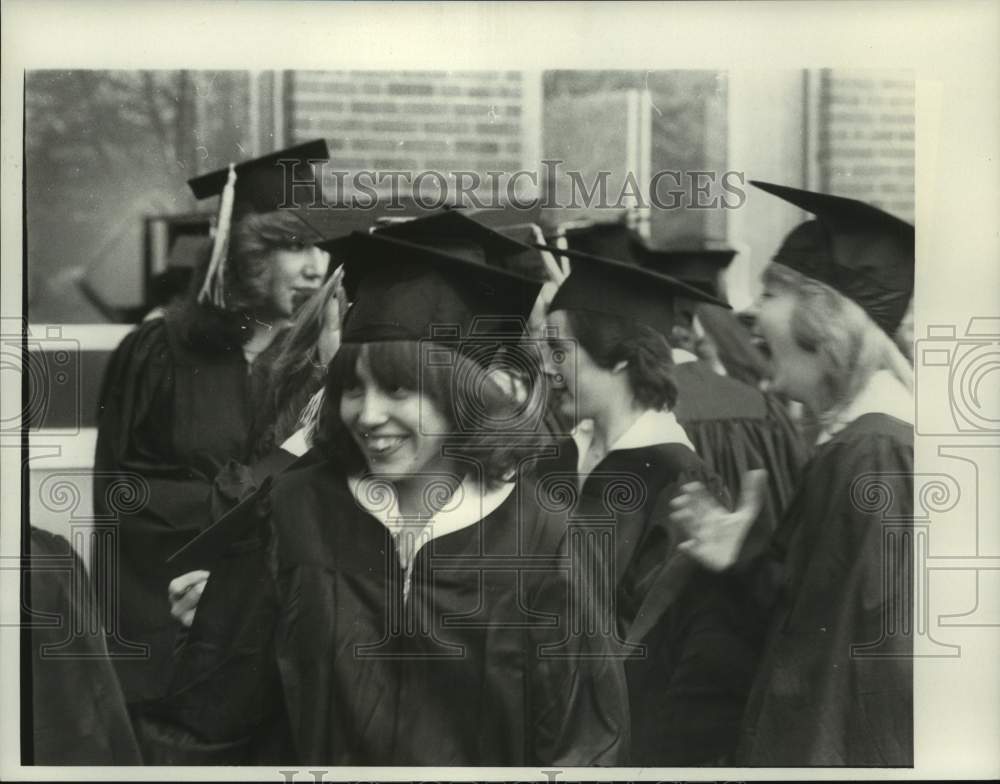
[2,1,998,780]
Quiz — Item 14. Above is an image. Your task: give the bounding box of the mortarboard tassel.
[297,387,326,444]
[198,163,237,308]
[531,224,568,284]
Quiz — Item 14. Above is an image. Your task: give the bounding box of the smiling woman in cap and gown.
[152,211,630,766]
[671,181,915,766]
[532,236,767,765]
[91,140,332,721]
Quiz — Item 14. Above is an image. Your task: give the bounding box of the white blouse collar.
[573,408,695,479]
[671,347,699,365]
[817,369,914,445]
[348,474,515,567]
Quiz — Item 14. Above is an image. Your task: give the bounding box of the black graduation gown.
[92,315,255,705]
[734,413,913,766]
[673,360,808,553]
[160,457,631,766]
[549,437,763,765]
[27,528,143,765]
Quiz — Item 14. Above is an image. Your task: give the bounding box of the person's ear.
[612,359,629,374]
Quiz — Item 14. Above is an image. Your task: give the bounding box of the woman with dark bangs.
[670,182,914,765]
[315,337,544,493]
[160,212,630,765]
[91,142,331,721]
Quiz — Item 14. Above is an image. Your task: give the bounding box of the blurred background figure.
[691,303,773,389]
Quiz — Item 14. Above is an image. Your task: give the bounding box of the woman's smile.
[749,332,773,360]
[361,431,410,458]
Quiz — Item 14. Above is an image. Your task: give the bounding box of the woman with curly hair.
[670,181,914,765]
[92,141,331,719]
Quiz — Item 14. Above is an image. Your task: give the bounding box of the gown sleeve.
[622,470,762,766]
[93,319,202,702]
[95,319,228,494]
[207,449,299,521]
[141,486,291,765]
[521,519,632,766]
[91,318,251,704]
[737,424,913,765]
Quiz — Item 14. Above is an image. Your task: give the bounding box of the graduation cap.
[167,449,324,568]
[560,217,647,262]
[187,140,330,308]
[427,206,558,284]
[751,180,914,335]
[488,223,561,283]
[637,245,738,300]
[540,243,731,338]
[312,211,544,361]
[448,200,543,230]
[435,203,554,282]
[187,139,329,218]
[167,479,272,571]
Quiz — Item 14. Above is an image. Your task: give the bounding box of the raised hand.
[168,569,211,628]
[317,265,346,366]
[530,224,569,285]
[669,469,768,571]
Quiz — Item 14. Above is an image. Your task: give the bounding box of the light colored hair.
[225,210,313,313]
[248,270,346,460]
[763,262,913,426]
[894,297,915,365]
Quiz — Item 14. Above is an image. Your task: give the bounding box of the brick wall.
[287,71,529,202]
[817,69,914,221]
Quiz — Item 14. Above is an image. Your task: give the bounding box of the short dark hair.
[313,341,551,485]
[565,310,678,411]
